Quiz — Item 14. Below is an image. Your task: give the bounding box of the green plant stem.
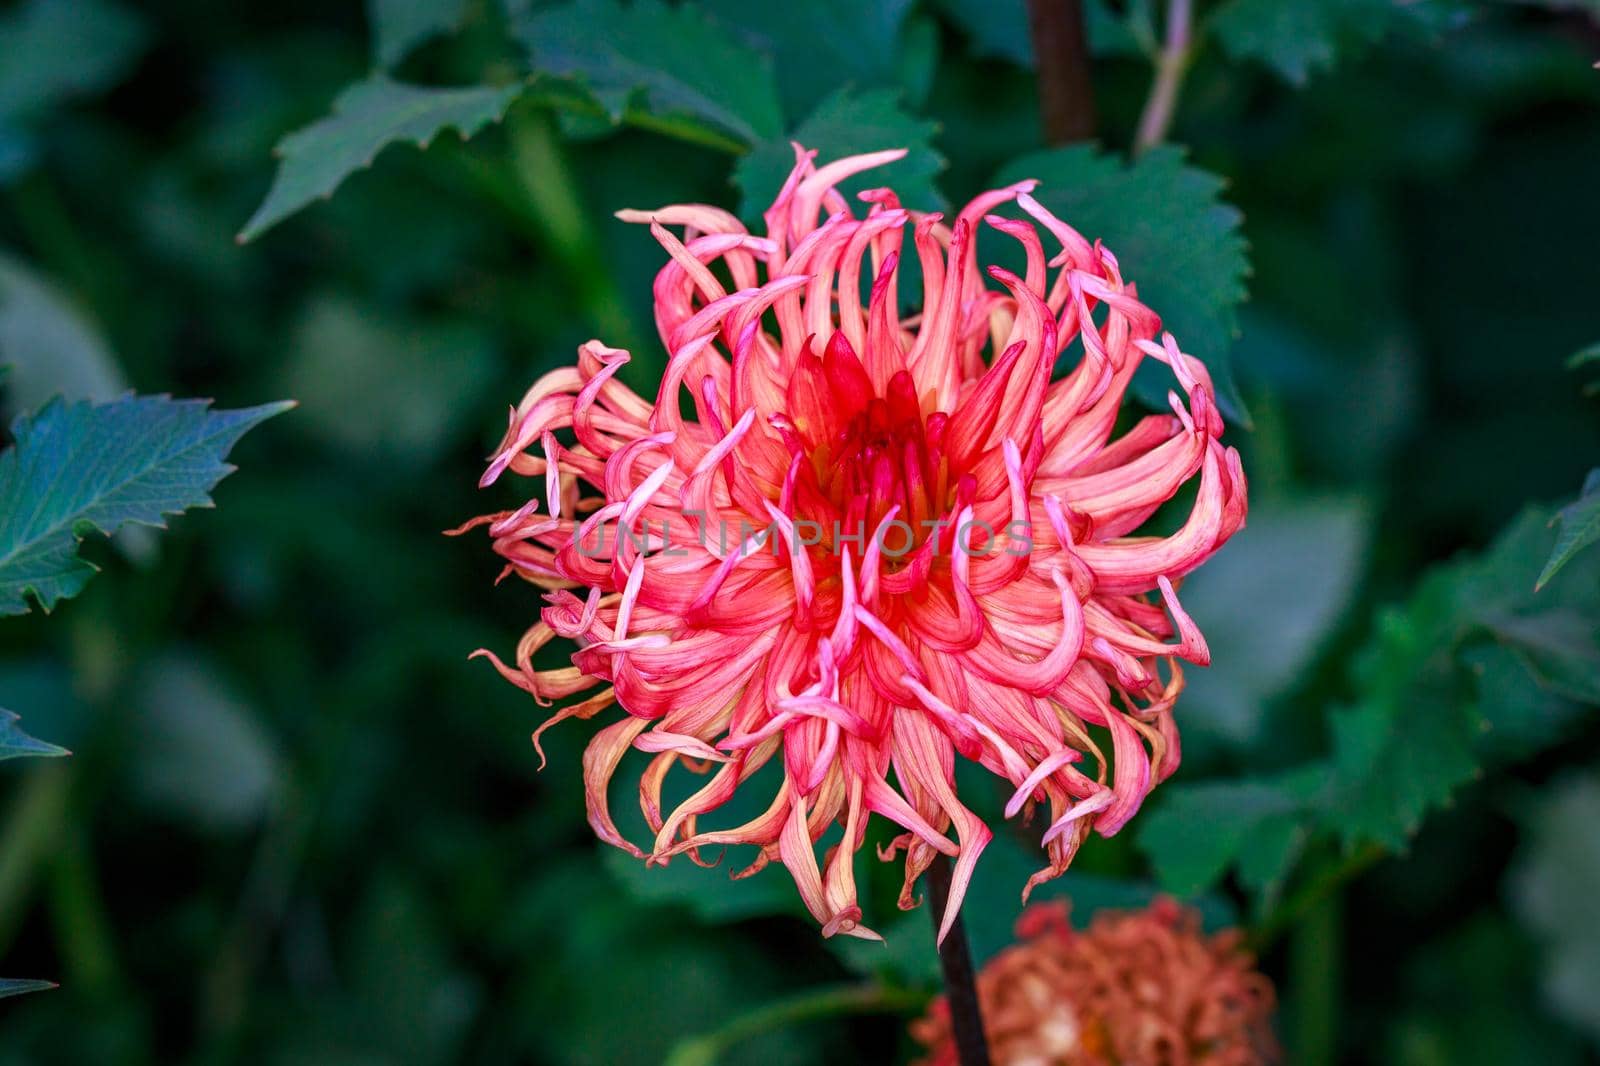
[0,764,70,952]
[664,982,928,1066]
[1249,843,1383,953]
[1287,890,1341,1066]
[198,772,316,1047]
[48,822,120,998]
[504,108,648,379]
[1134,0,1194,154]
[6,173,130,351]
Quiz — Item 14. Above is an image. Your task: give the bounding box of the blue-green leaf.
[733,88,946,224]
[0,708,68,760]
[0,978,55,999]
[513,0,783,146]
[239,77,522,242]
[0,394,292,615]
[0,0,146,124]
[1537,469,1600,591]
[1139,771,1321,905]
[368,0,469,68]
[698,0,914,116]
[995,145,1251,423]
[1209,0,1458,86]
[601,848,803,925]
[1327,508,1600,850]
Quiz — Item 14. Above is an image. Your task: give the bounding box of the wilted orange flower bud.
[911,899,1278,1066]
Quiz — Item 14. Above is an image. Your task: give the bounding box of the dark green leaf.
[602,848,804,924]
[513,0,783,146]
[1537,469,1600,591]
[0,978,55,999]
[995,145,1250,423]
[0,394,292,615]
[1327,678,1484,851]
[0,708,68,760]
[1463,642,1589,764]
[1209,0,1455,85]
[698,0,913,116]
[1138,773,1319,904]
[238,77,522,242]
[368,0,469,68]
[1483,608,1600,705]
[1327,508,1600,850]
[733,88,945,223]
[0,0,146,124]
[1155,506,1600,892]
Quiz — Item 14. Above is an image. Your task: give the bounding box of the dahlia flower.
[910,900,1278,1066]
[461,146,1246,941]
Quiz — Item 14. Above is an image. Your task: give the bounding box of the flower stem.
[663,982,926,1066]
[1133,0,1194,155]
[1247,843,1383,954]
[1287,890,1341,1066]
[1026,0,1097,144]
[928,855,992,1066]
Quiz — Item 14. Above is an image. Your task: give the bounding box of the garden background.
[1,0,1598,1063]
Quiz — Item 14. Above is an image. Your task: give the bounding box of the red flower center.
[781,332,974,569]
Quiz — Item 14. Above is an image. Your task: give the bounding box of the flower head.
[461,146,1246,940]
[910,900,1279,1066]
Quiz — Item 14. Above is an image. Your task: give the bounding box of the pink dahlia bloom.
[461,146,1246,941]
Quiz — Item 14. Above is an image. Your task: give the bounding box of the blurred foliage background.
[0,0,1598,1063]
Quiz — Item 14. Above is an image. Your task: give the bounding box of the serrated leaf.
[1328,683,1484,851]
[0,708,68,760]
[1327,507,1600,850]
[733,88,946,224]
[239,77,521,242]
[1537,469,1600,591]
[0,394,292,615]
[0,978,55,999]
[513,0,782,146]
[1138,773,1319,904]
[0,0,146,124]
[698,0,913,116]
[995,145,1250,423]
[1209,0,1456,85]
[1483,608,1600,705]
[368,0,469,68]
[1464,642,1589,764]
[1323,577,1490,852]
